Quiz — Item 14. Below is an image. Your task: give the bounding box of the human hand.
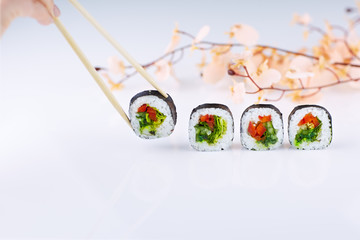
[0,0,61,36]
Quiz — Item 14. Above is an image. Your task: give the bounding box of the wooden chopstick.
[53,17,132,128]
[68,0,168,99]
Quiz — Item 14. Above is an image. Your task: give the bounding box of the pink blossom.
[154,60,171,81]
[309,69,337,87]
[348,60,360,88]
[193,25,210,44]
[286,56,314,79]
[254,68,282,88]
[101,72,123,91]
[165,24,181,53]
[107,56,125,75]
[202,60,227,84]
[292,13,312,26]
[230,80,246,103]
[231,24,259,46]
[203,49,233,84]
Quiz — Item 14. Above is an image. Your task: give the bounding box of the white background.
[1,0,360,239]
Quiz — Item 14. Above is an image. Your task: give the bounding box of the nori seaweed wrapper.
[190,103,233,118]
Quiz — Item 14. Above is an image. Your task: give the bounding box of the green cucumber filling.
[256,121,278,147]
[194,115,227,144]
[295,119,322,146]
[136,105,166,135]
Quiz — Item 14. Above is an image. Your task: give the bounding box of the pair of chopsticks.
[52,0,168,128]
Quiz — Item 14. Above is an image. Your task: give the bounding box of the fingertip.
[31,1,53,25]
[53,5,61,18]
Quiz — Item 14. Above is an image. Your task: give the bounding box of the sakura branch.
[96,5,360,103]
[228,66,359,101]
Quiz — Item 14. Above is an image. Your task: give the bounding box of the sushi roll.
[288,105,332,150]
[129,90,177,139]
[189,104,234,151]
[240,104,284,150]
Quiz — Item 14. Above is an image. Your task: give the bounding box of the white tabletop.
[1,0,360,239]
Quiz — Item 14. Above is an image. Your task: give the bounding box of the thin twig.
[95,16,360,102]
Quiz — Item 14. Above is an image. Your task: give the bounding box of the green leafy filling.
[256,121,278,148]
[194,115,227,144]
[136,107,166,135]
[295,119,322,146]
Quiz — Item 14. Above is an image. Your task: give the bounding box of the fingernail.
[53,5,61,17]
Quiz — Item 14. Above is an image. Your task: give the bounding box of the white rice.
[189,108,234,151]
[129,95,175,139]
[288,106,332,150]
[240,108,284,150]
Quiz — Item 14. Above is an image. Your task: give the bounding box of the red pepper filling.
[298,113,319,127]
[247,115,271,140]
[199,114,215,130]
[138,104,157,121]
[259,115,271,123]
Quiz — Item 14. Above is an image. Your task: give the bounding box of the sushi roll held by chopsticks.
[189,104,234,151]
[240,104,284,150]
[129,90,177,139]
[288,105,332,150]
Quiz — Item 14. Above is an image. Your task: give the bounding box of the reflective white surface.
[1,0,360,239]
